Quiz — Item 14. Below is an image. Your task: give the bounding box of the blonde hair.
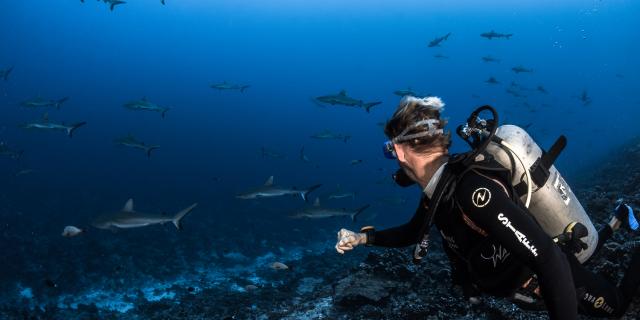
[384,96,451,154]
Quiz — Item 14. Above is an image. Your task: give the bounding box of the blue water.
[1,0,639,316]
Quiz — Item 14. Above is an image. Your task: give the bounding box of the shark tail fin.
[55,97,69,109]
[240,85,250,93]
[351,204,370,222]
[343,135,351,143]
[67,122,87,138]
[111,1,125,11]
[363,102,381,113]
[302,184,322,202]
[145,146,160,158]
[161,108,169,119]
[173,203,198,230]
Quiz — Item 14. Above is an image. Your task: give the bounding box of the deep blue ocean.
[1,0,639,317]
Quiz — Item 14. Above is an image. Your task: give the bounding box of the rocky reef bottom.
[5,139,640,319]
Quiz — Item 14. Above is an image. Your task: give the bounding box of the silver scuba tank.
[484,125,597,263]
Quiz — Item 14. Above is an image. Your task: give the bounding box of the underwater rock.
[334,272,393,307]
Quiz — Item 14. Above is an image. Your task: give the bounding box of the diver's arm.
[456,171,577,320]
[368,198,427,247]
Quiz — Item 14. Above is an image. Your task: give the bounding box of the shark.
[481,56,500,63]
[427,33,451,47]
[114,134,159,158]
[236,176,321,201]
[123,97,170,118]
[0,142,23,159]
[310,130,350,143]
[289,198,369,222]
[480,30,513,40]
[92,199,198,230]
[314,90,381,113]
[485,77,500,85]
[21,96,69,109]
[21,114,86,138]
[210,81,250,92]
[0,66,13,81]
[512,65,533,73]
[101,0,126,11]
[327,185,356,200]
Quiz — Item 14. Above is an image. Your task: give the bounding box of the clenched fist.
[335,228,367,254]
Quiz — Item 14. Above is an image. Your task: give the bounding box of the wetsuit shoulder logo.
[472,188,492,208]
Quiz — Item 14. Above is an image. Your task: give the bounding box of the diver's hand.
[335,228,366,254]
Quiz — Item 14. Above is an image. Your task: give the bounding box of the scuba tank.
[457,106,597,262]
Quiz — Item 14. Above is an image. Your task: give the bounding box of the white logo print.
[481,245,511,268]
[472,188,491,207]
[497,213,538,257]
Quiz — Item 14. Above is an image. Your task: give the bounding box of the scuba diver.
[335,96,640,319]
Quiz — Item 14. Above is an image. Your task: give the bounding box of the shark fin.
[313,198,320,207]
[302,184,322,202]
[339,90,346,96]
[67,122,86,138]
[351,204,370,222]
[264,176,274,186]
[123,199,134,212]
[42,113,49,122]
[173,203,198,230]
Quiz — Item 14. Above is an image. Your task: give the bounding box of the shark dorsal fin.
[142,96,147,101]
[42,113,49,122]
[313,197,320,207]
[264,176,274,186]
[123,199,134,212]
[339,90,347,96]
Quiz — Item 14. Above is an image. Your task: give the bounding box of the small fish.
[433,53,449,59]
[62,226,84,237]
[428,32,451,47]
[350,159,363,165]
[270,262,289,270]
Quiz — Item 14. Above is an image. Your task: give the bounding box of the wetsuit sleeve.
[456,170,577,320]
[370,199,426,247]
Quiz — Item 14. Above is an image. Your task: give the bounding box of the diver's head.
[383,96,450,186]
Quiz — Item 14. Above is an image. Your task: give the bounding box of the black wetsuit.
[370,167,640,319]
